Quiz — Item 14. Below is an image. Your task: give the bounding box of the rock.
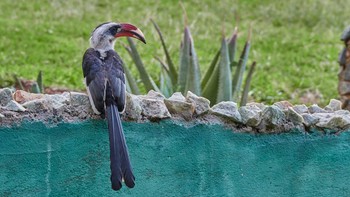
[259,105,286,130]
[13,90,44,104]
[145,90,165,100]
[316,113,350,129]
[0,88,13,106]
[140,97,171,120]
[0,113,4,119]
[302,113,319,128]
[124,92,142,121]
[239,105,262,127]
[293,104,309,114]
[186,91,210,116]
[246,102,267,110]
[45,94,69,110]
[22,99,48,111]
[211,101,242,123]
[164,92,195,120]
[168,92,186,101]
[335,110,350,116]
[286,107,303,125]
[4,100,26,112]
[324,99,342,112]
[308,104,327,114]
[69,92,90,106]
[273,101,293,111]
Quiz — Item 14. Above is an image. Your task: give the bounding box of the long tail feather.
[106,104,135,190]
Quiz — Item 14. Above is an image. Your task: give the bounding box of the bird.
[82,22,146,190]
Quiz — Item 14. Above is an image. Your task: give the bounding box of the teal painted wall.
[0,121,350,196]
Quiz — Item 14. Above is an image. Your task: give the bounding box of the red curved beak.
[115,23,146,44]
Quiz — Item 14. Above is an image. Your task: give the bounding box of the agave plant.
[14,71,44,93]
[124,14,256,106]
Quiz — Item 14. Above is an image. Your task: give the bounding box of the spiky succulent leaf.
[179,26,201,95]
[30,82,41,93]
[160,67,173,98]
[201,49,220,89]
[232,28,251,101]
[240,61,256,106]
[155,57,173,97]
[124,64,140,95]
[202,57,220,105]
[151,19,177,86]
[125,38,158,92]
[36,71,43,93]
[13,75,24,90]
[216,37,232,103]
[228,27,238,64]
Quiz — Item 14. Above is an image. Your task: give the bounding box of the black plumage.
[82,48,134,190]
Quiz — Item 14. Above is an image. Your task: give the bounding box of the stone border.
[0,88,349,133]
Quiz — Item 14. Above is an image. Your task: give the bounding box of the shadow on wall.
[1,120,350,196]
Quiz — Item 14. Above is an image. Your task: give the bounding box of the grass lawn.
[0,0,349,106]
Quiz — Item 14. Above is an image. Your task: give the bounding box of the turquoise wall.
[0,121,349,196]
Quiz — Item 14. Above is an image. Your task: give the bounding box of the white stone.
[164,92,194,120]
[4,100,25,112]
[186,91,210,116]
[140,97,171,119]
[239,105,262,127]
[124,92,142,121]
[211,101,242,123]
[324,99,342,112]
[293,104,309,114]
[0,88,13,106]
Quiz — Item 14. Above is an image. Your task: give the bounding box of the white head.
[89,22,146,52]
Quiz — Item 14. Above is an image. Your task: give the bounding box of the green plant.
[124,11,255,105]
[14,71,44,94]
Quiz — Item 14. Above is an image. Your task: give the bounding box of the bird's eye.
[109,26,121,36]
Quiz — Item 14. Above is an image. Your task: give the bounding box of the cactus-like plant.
[14,71,44,93]
[124,12,256,105]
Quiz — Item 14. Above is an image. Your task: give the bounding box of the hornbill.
[82,22,146,190]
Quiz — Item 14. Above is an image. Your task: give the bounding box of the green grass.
[0,0,348,106]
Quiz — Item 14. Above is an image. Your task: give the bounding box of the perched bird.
[82,22,146,190]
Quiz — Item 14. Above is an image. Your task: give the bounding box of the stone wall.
[0,88,349,133]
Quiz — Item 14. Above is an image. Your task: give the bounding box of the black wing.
[82,48,126,114]
[104,50,126,112]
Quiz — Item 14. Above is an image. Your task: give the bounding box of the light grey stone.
[316,113,350,129]
[273,101,293,111]
[239,105,262,127]
[286,107,304,125]
[260,105,286,128]
[324,99,342,112]
[186,91,210,115]
[0,88,13,106]
[0,113,4,119]
[45,94,69,110]
[164,92,194,120]
[168,92,186,102]
[211,101,242,123]
[4,100,25,112]
[246,102,267,110]
[22,99,48,111]
[69,92,90,106]
[140,98,171,119]
[124,92,142,121]
[302,113,319,127]
[145,90,165,100]
[308,104,327,114]
[293,104,309,114]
